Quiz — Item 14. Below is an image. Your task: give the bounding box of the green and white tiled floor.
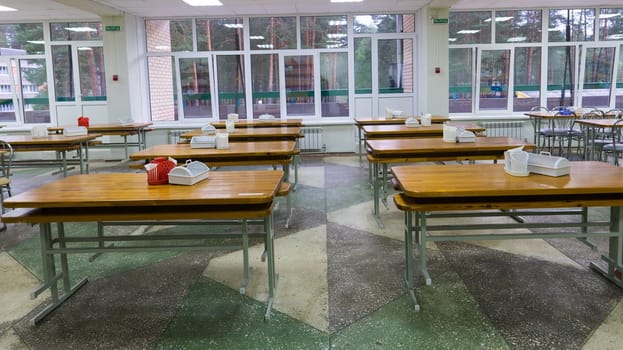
[1,155,622,349]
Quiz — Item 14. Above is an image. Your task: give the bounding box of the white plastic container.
[168,161,210,185]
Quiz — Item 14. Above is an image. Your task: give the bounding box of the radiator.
[480,121,525,139]
[168,130,192,144]
[300,127,325,153]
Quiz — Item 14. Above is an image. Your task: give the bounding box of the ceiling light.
[0,5,16,11]
[250,36,264,40]
[330,0,363,3]
[27,40,45,44]
[600,13,621,19]
[65,27,97,32]
[484,16,513,23]
[77,47,93,51]
[448,38,457,42]
[224,23,243,29]
[457,29,480,34]
[329,20,347,26]
[257,44,274,49]
[606,34,623,40]
[327,33,347,38]
[507,36,527,42]
[182,0,223,6]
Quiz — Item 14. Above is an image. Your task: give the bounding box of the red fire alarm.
[112,74,119,81]
[434,67,441,74]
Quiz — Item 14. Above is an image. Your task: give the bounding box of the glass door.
[476,48,511,112]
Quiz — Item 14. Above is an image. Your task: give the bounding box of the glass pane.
[300,16,347,49]
[353,14,415,34]
[249,17,296,50]
[378,39,413,94]
[599,8,623,41]
[251,54,280,118]
[145,19,192,52]
[20,58,50,123]
[196,18,243,51]
[78,46,106,101]
[449,48,473,113]
[148,56,177,121]
[513,47,541,112]
[548,9,595,42]
[216,55,246,119]
[354,38,371,94]
[180,58,211,118]
[449,11,492,45]
[52,45,74,102]
[50,22,103,41]
[547,46,576,109]
[617,45,623,108]
[0,59,16,122]
[479,49,510,111]
[0,23,45,54]
[582,47,614,108]
[320,52,348,117]
[285,55,314,116]
[495,10,542,44]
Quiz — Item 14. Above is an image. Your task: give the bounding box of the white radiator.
[300,127,325,153]
[480,121,525,139]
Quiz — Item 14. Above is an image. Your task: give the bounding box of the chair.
[574,111,605,160]
[0,140,14,231]
[602,119,623,166]
[540,110,582,158]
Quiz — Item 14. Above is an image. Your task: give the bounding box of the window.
[301,16,347,49]
[196,18,243,51]
[449,11,492,45]
[513,47,541,112]
[378,39,413,93]
[251,54,280,118]
[547,46,576,109]
[249,17,296,50]
[216,55,246,119]
[148,56,176,121]
[548,9,595,42]
[353,14,415,34]
[50,22,102,41]
[284,55,314,116]
[180,58,212,118]
[145,19,193,52]
[449,48,473,113]
[495,10,542,44]
[599,8,623,41]
[320,52,348,117]
[354,37,372,94]
[78,46,106,101]
[0,23,45,54]
[52,45,74,102]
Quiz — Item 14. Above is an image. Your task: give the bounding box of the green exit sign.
[105,25,121,32]
[432,18,449,24]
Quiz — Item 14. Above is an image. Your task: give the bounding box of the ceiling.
[0,0,620,21]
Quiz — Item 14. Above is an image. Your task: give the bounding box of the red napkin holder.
[78,116,90,127]
[147,157,176,185]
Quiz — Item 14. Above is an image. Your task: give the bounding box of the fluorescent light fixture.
[327,33,347,39]
[182,0,223,5]
[224,23,243,29]
[600,13,621,19]
[0,5,16,11]
[77,47,93,51]
[457,29,480,34]
[154,45,170,50]
[257,44,274,49]
[606,34,623,40]
[330,0,363,2]
[484,16,513,23]
[448,38,457,42]
[65,27,97,32]
[249,36,264,40]
[27,40,45,44]
[507,36,527,42]
[329,20,347,26]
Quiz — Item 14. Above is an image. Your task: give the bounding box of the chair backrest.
[606,109,623,119]
[611,119,623,147]
[0,140,13,180]
[530,106,549,112]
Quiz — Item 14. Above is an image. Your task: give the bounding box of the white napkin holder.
[168,160,210,185]
[421,113,432,126]
[215,132,229,149]
[225,120,235,133]
[504,146,530,176]
[258,114,276,120]
[405,117,420,128]
[31,125,48,138]
[190,135,216,148]
[64,126,88,136]
[527,152,570,177]
[227,113,239,122]
[201,124,217,135]
[391,110,403,118]
[456,129,476,143]
[442,124,457,143]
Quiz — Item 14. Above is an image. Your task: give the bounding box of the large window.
[449,48,473,113]
[300,16,347,49]
[449,11,491,45]
[251,54,280,118]
[495,10,542,44]
[320,52,348,117]
[548,9,595,42]
[513,47,541,111]
[180,58,211,118]
[249,17,296,50]
[547,46,576,109]
[196,18,243,51]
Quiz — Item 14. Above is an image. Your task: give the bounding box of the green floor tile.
[155,277,330,350]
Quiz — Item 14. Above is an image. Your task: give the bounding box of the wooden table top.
[48,122,153,134]
[0,134,101,147]
[129,140,298,161]
[180,127,303,140]
[210,119,302,128]
[392,161,623,200]
[366,136,535,157]
[573,118,623,128]
[354,115,450,126]
[3,170,284,209]
[362,123,485,138]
